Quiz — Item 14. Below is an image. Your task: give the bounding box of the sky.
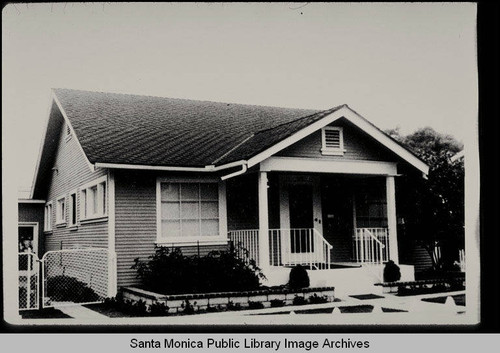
[2,3,477,193]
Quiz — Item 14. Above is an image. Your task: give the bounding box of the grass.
[20,308,72,319]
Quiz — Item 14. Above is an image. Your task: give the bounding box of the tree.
[386,127,464,271]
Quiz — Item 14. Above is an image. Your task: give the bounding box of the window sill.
[43,230,53,235]
[155,237,228,247]
[321,148,346,156]
[55,222,67,228]
[68,225,78,231]
[80,216,108,225]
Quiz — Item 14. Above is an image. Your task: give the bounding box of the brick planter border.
[122,286,335,313]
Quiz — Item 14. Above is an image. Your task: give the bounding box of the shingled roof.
[53,88,335,167]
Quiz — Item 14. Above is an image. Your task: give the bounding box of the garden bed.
[121,286,335,314]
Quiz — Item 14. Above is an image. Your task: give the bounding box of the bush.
[132,246,265,295]
[181,300,195,315]
[150,301,170,316]
[383,260,401,283]
[292,295,307,306]
[227,301,242,311]
[270,299,285,308]
[288,265,310,289]
[308,294,328,304]
[248,300,264,310]
[46,275,100,303]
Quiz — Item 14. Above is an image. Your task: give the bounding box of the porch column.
[386,175,399,263]
[258,171,270,270]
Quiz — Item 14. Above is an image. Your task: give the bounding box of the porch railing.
[270,228,332,269]
[353,228,389,264]
[228,229,260,266]
[229,228,332,269]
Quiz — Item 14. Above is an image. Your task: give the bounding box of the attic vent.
[321,126,345,155]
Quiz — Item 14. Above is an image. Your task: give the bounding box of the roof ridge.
[52,88,322,112]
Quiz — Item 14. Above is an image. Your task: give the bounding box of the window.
[321,126,345,155]
[44,202,53,231]
[80,176,107,220]
[158,180,224,244]
[55,196,66,224]
[69,192,77,226]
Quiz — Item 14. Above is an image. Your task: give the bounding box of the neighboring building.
[19,88,429,295]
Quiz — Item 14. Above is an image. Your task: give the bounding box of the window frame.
[79,176,108,222]
[44,202,53,232]
[55,196,66,225]
[156,177,227,246]
[321,126,345,156]
[68,190,78,227]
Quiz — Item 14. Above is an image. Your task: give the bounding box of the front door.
[289,184,314,254]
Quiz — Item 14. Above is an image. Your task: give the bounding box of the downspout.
[220,163,248,181]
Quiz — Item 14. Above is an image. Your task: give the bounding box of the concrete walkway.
[54,303,108,320]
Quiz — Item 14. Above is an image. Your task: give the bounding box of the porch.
[225,164,402,282]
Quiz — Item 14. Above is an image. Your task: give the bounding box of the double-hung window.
[321,126,345,155]
[55,196,66,225]
[80,176,107,221]
[44,202,53,231]
[157,179,225,244]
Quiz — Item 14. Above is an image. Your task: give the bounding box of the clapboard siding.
[114,171,230,288]
[44,115,108,254]
[278,118,397,162]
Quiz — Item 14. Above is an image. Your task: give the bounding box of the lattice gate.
[41,248,116,308]
[18,252,40,311]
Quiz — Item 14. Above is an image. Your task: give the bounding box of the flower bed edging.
[121,286,335,314]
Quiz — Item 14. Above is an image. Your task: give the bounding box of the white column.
[386,175,399,263]
[258,172,270,270]
[107,170,117,297]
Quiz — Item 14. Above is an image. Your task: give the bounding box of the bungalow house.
[21,88,429,296]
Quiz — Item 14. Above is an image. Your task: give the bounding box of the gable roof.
[52,88,324,168]
[32,88,428,197]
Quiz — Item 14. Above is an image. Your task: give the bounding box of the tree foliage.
[386,127,464,270]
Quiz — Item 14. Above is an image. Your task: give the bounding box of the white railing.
[353,228,389,264]
[269,228,332,269]
[229,228,332,269]
[228,229,260,265]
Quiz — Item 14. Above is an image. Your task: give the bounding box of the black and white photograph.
[3,2,483,337]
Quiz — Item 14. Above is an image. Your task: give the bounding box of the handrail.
[363,229,385,248]
[312,228,333,250]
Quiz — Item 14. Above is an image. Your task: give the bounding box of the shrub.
[270,299,285,308]
[181,300,195,315]
[46,275,100,303]
[308,294,328,304]
[383,260,401,282]
[227,301,242,311]
[150,301,170,316]
[132,246,265,295]
[248,300,265,310]
[288,265,310,289]
[292,295,307,306]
